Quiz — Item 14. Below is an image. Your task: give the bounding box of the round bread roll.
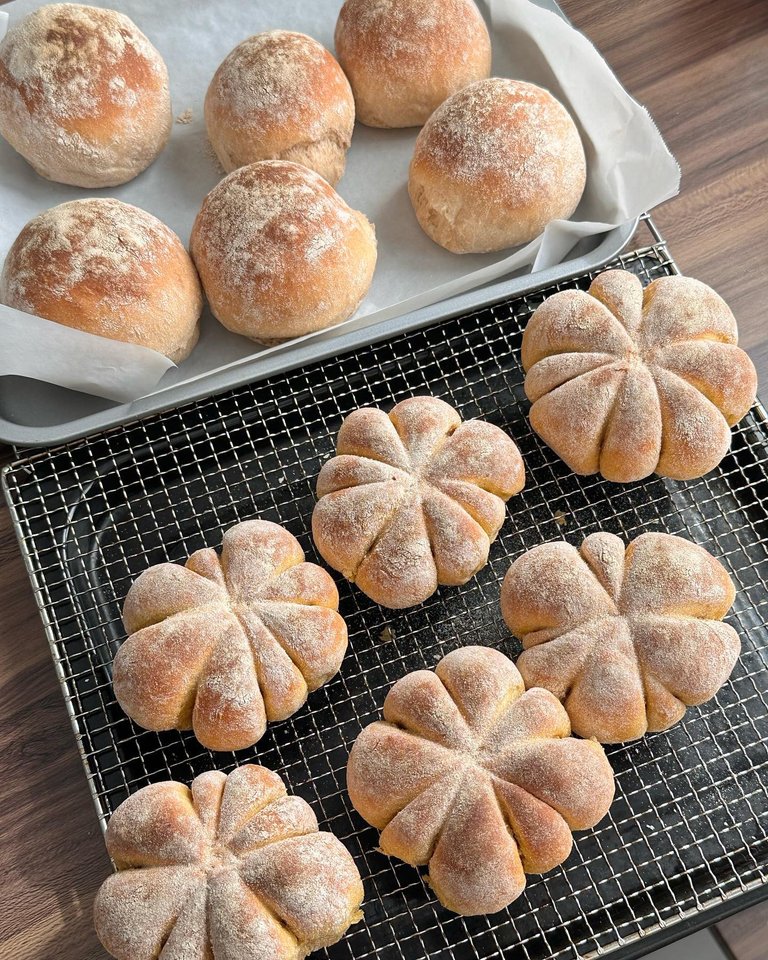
[409,78,587,254]
[190,160,377,343]
[0,3,172,188]
[205,30,355,185]
[335,0,491,128]
[0,199,202,363]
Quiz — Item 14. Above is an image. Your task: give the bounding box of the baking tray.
[0,220,637,448]
[4,239,768,960]
[0,0,640,448]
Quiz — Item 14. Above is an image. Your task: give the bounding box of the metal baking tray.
[0,219,636,448]
[0,0,639,448]
[5,239,768,960]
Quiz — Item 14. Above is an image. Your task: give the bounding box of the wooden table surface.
[1,2,767,958]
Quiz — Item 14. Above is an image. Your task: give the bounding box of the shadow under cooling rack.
[4,243,768,960]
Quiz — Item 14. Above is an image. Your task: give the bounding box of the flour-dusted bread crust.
[409,78,586,254]
[205,31,354,185]
[522,270,758,481]
[501,532,741,743]
[0,3,171,187]
[312,396,525,609]
[190,160,377,343]
[0,198,202,362]
[334,0,491,128]
[347,646,614,915]
[113,520,348,751]
[94,765,364,960]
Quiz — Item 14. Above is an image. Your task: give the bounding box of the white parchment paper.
[0,0,680,403]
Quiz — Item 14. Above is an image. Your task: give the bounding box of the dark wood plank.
[565,0,768,384]
[714,901,768,960]
[0,2,766,958]
[0,508,110,959]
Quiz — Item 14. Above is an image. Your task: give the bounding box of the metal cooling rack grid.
[4,240,768,960]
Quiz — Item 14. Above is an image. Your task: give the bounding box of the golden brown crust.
[190,160,377,342]
[0,3,171,187]
[94,765,364,959]
[501,531,740,743]
[312,396,525,608]
[205,31,354,184]
[346,646,614,915]
[408,78,586,253]
[521,270,758,481]
[334,0,491,128]
[0,198,202,362]
[113,519,348,751]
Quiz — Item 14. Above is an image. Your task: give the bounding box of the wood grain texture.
[0,2,766,959]
[0,511,110,959]
[568,0,768,386]
[714,900,768,960]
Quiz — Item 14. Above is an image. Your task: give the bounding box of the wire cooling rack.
[4,239,768,960]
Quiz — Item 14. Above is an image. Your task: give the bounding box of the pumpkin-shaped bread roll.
[113,520,348,751]
[522,270,757,482]
[94,765,364,959]
[312,396,525,608]
[347,646,615,915]
[501,532,741,743]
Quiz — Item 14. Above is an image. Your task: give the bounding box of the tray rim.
[1,217,637,448]
[3,257,768,960]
